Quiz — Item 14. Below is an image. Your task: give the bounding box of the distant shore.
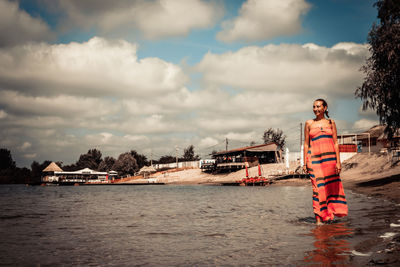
[126,152,400,204]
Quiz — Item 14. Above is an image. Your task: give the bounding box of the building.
[42,162,63,183]
[41,162,109,184]
[337,125,400,154]
[357,125,400,153]
[202,143,282,172]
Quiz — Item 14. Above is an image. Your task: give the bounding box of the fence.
[154,160,200,170]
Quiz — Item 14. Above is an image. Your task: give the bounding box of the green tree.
[262,128,286,149]
[157,155,176,164]
[30,160,52,183]
[0,148,15,170]
[98,156,116,172]
[130,150,149,169]
[76,148,102,170]
[112,152,138,176]
[182,145,200,161]
[356,0,400,137]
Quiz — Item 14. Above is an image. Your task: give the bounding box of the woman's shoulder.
[305,119,314,126]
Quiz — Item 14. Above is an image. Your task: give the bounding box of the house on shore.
[202,142,282,172]
[42,162,63,183]
[337,125,400,154]
[41,162,110,184]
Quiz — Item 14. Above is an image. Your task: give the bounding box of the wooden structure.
[203,143,282,172]
[42,162,63,183]
[337,125,400,154]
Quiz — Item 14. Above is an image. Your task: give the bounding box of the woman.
[303,99,348,224]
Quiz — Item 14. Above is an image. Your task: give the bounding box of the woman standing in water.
[303,99,348,224]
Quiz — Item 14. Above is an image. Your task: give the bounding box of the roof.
[139,166,156,174]
[213,143,279,156]
[55,168,107,175]
[357,125,400,140]
[43,162,63,172]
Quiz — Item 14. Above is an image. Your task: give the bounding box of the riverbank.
[136,152,400,204]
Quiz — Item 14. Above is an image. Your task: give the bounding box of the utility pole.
[150,151,153,166]
[300,122,303,152]
[175,146,179,168]
[225,138,228,151]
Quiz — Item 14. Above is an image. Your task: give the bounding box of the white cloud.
[19,142,31,151]
[23,153,37,159]
[196,42,368,97]
[0,0,53,46]
[353,119,379,131]
[0,38,371,167]
[55,0,222,39]
[0,109,7,119]
[217,0,311,42]
[0,37,188,97]
[199,137,219,148]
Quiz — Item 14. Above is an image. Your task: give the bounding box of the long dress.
[307,123,348,222]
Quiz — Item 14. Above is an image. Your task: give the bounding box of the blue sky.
[0,0,380,167]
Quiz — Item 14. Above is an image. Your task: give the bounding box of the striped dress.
[307,123,348,222]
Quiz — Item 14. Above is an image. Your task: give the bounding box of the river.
[0,184,399,266]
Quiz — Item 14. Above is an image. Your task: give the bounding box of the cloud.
[0,37,188,98]
[0,109,7,119]
[353,118,379,130]
[19,142,32,151]
[196,42,368,97]
[53,0,222,39]
[0,37,370,167]
[217,0,311,42]
[0,0,53,46]
[23,153,37,159]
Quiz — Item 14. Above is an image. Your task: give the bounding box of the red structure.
[236,164,270,186]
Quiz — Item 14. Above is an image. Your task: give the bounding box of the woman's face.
[313,100,326,117]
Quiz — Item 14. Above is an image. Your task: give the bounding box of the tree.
[356,0,400,138]
[262,128,286,149]
[157,155,176,164]
[0,148,15,170]
[98,156,116,172]
[30,160,52,183]
[112,152,138,176]
[130,150,149,169]
[182,145,200,161]
[75,148,102,170]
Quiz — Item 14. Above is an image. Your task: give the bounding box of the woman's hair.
[315,98,329,118]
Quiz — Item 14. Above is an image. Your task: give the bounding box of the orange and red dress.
[306,123,348,222]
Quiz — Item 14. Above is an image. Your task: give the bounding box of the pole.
[175,146,178,168]
[368,133,370,154]
[150,151,153,166]
[225,138,228,151]
[300,122,302,153]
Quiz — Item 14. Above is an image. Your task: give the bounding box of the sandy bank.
[340,153,400,204]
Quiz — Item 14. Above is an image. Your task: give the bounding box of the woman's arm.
[331,120,341,174]
[303,120,310,172]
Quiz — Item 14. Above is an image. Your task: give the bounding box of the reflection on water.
[0,184,399,266]
[303,222,353,265]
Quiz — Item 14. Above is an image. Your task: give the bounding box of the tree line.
[0,145,200,184]
[0,128,286,184]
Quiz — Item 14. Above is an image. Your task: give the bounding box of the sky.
[0,0,380,167]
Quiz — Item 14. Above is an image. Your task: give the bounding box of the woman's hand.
[336,162,342,174]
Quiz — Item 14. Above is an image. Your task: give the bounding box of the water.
[0,184,399,266]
